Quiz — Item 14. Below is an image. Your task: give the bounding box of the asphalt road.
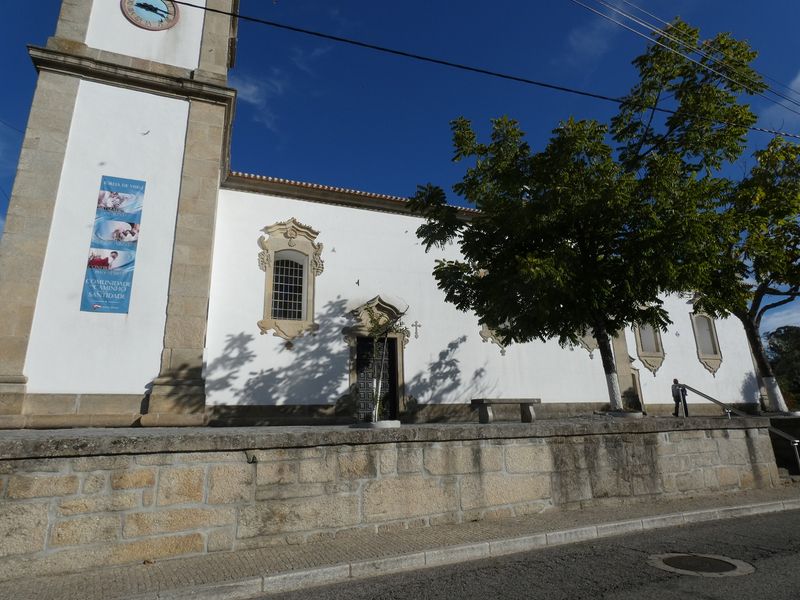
[263,509,800,600]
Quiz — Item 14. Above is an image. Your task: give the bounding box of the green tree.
[609,18,800,411]
[410,117,685,410]
[410,18,778,411]
[696,139,800,411]
[612,19,765,175]
[766,326,800,408]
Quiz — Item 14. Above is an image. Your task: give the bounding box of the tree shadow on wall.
[405,335,495,422]
[739,370,762,414]
[234,297,354,412]
[144,331,258,418]
[205,332,258,396]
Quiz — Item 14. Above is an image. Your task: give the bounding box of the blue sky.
[1,0,799,330]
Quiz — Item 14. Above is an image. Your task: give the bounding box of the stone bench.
[471,398,542,424]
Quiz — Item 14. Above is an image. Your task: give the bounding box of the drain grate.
[649,553,755,578]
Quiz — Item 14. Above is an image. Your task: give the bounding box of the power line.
[619,0,800,102]
[161,1,800,140]
[0,118,23,135]
[587,0,800,111]
[567,0,800,120]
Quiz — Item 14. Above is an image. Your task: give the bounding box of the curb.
[118,499,800,599]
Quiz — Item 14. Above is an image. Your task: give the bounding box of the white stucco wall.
[86,0,206,70]
[24,81,189,394]
[206,190,615,407]
[207,191,761,409]
[625,295,760,407]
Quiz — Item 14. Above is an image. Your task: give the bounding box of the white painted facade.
[626,295,761,408]
[24,81,189,394]
[204,189,759,408]
[86,0,207,70]
[13,0,763,413]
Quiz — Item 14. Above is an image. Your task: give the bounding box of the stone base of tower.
[141,378,207,427]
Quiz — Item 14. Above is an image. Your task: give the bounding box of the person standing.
[671,378,688,417]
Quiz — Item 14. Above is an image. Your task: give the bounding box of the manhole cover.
[649,554,755,578]
[662,555,736,573]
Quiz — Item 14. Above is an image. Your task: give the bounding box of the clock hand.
[135,2,169,18]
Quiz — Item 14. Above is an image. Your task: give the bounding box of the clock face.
[120,0,179,31]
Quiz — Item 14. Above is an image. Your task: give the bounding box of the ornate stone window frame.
[577,333,598,358]
[633,323,666,375]
[342,296,410,412]
[479,324,507,356]
[257,218,324,341]
[690,312,723,375]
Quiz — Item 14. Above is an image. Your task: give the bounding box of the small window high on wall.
[257,218,324,341]
[634,323,665,375]
[690,312,722,374]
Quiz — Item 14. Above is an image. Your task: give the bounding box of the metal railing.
[681,384,800,473]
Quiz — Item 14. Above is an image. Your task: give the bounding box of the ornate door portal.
[355,336,399,422]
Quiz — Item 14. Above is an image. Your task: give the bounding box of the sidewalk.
[2,486,798,600]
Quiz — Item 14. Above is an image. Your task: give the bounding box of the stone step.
[777,468,800,484]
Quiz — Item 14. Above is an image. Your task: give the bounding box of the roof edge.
[221,171,478,218]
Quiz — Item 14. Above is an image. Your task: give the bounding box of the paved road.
[264,510,800,600]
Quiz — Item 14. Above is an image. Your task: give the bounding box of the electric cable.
[567,0,800,119]
[0,119,23,135]
[587,0,800,111]
[146,1,800,140]
[619,0,800,102]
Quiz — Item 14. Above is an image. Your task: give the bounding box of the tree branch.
[748,280,770,321]
[637,121,680,161]
[764,286,800,297]
[632,89,662,163]
[756,294,799,328]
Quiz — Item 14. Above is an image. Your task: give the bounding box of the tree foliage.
[409,17,789,410]
[698,138,800,323]
[766,326,800,407]
[611,18,799,411]
[410,117,689,409]
[612,19,765,175]
[693,139,800,409]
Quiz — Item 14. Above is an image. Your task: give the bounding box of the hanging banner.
[80,176,146,314]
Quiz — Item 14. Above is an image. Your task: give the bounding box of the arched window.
[634,323,665,375]
[258,219,323,340]
[690,312,722,374]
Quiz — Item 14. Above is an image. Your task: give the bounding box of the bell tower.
[0,0,238,427]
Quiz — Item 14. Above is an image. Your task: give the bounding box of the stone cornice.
[0,418,773,459]
[223,171,479,219]
[30,45,235,103]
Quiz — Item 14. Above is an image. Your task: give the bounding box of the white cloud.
[557,0,624,67]
[290,46,331,77]
[760,300,800,334]
[229,70,288,132]
[327,8,355,31]
[759,69,800,133]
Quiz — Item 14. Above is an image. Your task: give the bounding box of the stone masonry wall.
[0,426,779,581]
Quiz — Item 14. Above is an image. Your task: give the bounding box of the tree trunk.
[739,313,788,413]
[594,326,624,411]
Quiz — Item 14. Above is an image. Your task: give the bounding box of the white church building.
[0,0,762,428]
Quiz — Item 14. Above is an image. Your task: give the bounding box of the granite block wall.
[0,426,779,580]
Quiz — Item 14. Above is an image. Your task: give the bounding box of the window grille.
[271,259,304,320]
